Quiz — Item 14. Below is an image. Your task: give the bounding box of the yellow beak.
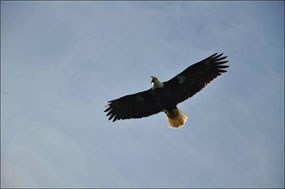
[150,76,156,83]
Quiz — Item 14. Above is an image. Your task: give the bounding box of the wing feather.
[164,53,229,104]
[104,89,161,122]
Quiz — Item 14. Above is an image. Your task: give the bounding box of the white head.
[150,75,164,90]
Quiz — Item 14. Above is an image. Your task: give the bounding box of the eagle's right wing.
[105,89,161,122]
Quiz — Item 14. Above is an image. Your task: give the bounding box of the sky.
[1,1,284,188]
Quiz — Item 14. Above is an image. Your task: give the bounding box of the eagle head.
[150,75,163,89]
[150,75,158,83]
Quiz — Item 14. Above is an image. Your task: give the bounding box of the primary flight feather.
[104,53,229,128]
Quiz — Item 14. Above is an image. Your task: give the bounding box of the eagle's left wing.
[164,53,229,105]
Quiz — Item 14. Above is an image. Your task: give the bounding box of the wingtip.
[210,53,224,59]
[215,53,224,58]
[210,53,218,57]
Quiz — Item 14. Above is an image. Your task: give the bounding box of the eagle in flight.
[105,53,229,128]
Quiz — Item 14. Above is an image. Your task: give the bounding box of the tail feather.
[165,108,188,129]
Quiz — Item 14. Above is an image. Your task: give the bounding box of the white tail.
[165,108,188,129]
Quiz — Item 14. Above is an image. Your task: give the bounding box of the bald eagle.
[104,53,229,128]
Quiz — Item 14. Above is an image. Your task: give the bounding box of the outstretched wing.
[164,53,229,105]
[104,89,161,122]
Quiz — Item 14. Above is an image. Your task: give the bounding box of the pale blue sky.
[1,1,284,188]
